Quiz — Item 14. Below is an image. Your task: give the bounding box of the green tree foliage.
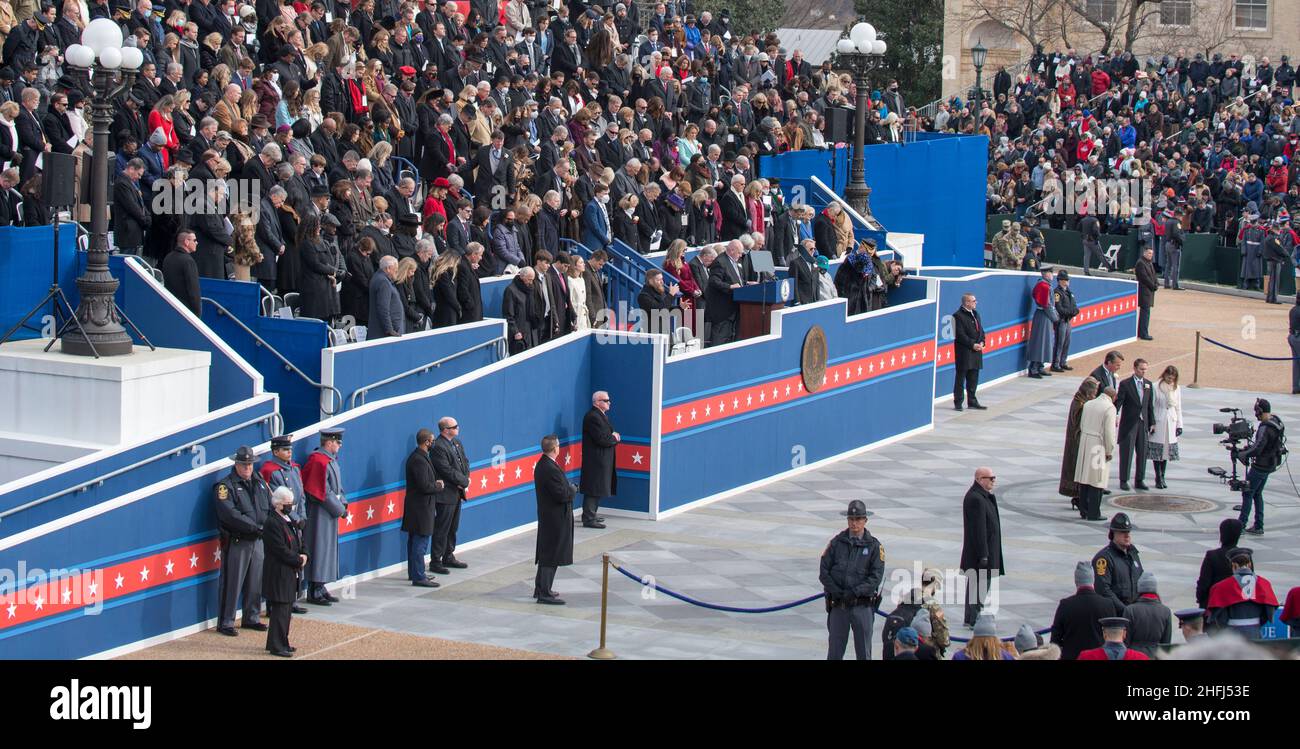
[729,0,787,38]
[852,0,944,105]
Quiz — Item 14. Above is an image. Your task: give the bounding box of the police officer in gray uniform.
[214,446,273,636]
[819,500,886,660]
[1092,512,1144,613]
[260,434,309,614]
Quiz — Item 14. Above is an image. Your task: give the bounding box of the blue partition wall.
[589,333,660,514]
[928,270,1138,399]
[657,297,938,513]
[0,226,79,341]
[758,137,988,268]
[323,319,506,415]
[197,278,329,431]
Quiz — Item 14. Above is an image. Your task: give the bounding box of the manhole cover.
[1111,494,1216,513]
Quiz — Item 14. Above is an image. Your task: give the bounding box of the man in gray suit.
[368,256,405,339]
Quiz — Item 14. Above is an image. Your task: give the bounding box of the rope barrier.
[613,563,823,613]
[611,561,1051,643]
[1201,336,1294,362]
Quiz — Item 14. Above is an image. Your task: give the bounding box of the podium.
[734,278,795,340]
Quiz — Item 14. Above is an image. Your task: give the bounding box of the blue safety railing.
[560,239,643,328]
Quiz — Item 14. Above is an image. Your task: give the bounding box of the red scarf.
[348,79,368,114]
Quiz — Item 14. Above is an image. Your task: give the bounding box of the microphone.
[1219,407,1237,412]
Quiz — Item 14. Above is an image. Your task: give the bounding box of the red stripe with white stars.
[663,339,936,435]
[934,295,1137,367]
[1,539,221,632]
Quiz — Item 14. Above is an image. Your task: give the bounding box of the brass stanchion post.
[588,553,616,660]
[1188,331,1202,388]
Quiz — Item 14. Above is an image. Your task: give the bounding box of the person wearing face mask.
[581,182,613,253]
[261,484,306,656]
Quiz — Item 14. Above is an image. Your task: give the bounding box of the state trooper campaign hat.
[841,500,868,518]
[1108,512,1133,532]
[231,446,257,464]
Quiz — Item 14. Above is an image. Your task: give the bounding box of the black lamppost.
[836,22,886,218]
[971,39,988,120]
[60,20,142,357]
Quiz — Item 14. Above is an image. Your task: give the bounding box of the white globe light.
[850,22,876,45]
[857,39,873,54]
[98,46,123,70]
[65,44,95,68]
[873,40,887,55]
[82,17,124,55]
[120,46,143,70]
[837,38,857,55]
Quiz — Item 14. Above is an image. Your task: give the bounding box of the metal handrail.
[560,239,645,290]
[0,412,276,523]
[348,336,506,409]
[201,296,344,415]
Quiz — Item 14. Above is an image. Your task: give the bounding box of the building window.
[1085,0,1118,22]
[1234,0,1267,29]
[1160,0,1191,26]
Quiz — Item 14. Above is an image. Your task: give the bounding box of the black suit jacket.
[455,256,483,322]
[1050,587,1121,660]
[1115,375,1155,437]
[429,435,470,504]
[787,249,819,305]
[400,447,438,535]
[718,190,748,240]
[704,253,743,323]
[1089,364,1119,396]
[112,175,151,248]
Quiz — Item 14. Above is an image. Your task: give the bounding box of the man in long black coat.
[952,292,987,410]
[960,467,1004,627]
[1050,561,1121,660]
[428,416,471,575]
[579,391,620,529]
[163,231,203,317]
[262,487,306,657]
[533,434,575,605]
[502,269,540,354]
[455,245,484,323]
[402,428,441,587]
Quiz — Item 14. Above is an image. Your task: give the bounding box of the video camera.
[1207,407,1252,491]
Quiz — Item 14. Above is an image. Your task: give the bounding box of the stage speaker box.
[43,151,77,208]
[826,106,855,143]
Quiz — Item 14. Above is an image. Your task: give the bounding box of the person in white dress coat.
[1147,365,1183,489]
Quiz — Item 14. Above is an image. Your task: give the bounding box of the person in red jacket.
[1265,157,1290,195]
[1206,547,1279,638]
[1090,67,1111,97]
[1078,617,1151,660]
[1282,586,1300,633]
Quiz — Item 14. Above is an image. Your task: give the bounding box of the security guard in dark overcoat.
[1050,270,1079,372]
[820,500,886,660]
[214,446,273,636]
[1092,512,1144,612]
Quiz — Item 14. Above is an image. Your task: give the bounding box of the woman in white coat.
[568,255,590,331]
[1147,365,1183,489]
[1075,387,1118,521]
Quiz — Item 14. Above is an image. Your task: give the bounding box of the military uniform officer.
[1092,512,1144,612]
[214,446,273,636]
[302,428,347,605]
[992,220,1016,270]
[1050,270,1079,372]
[1174,607,1208,643]
[1008,222,1028,268]
[819,500,886,660]
[1077,617,1151,660]
[260,434,308,613]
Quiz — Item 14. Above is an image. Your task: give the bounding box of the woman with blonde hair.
[303,43,328,81]
[160,31,181,68]
[952,613,1015,660]
[430,251,462,328]
[568,255,590,331]
[663,239,700,332]
[148,95,181,167]
[395,257,424,331]
[0,100,20,172]
[367,140,395,196]
[202,33,225,72]
[1148,365,1183,489]
[362,59,387,107]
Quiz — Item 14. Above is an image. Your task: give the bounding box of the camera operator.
[1234,399,1285,536]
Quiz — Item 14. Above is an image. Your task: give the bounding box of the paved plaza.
[298,374,1300,659]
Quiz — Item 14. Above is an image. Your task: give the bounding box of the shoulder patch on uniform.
[1095,557,1108,576]
[216,484,230,501]
[879,545,886,562]
[1054,291,1061,302]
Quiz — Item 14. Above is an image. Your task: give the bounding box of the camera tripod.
[0,214,98,355]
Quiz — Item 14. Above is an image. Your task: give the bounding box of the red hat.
[399,65,417,77]
[433,177,451,188]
